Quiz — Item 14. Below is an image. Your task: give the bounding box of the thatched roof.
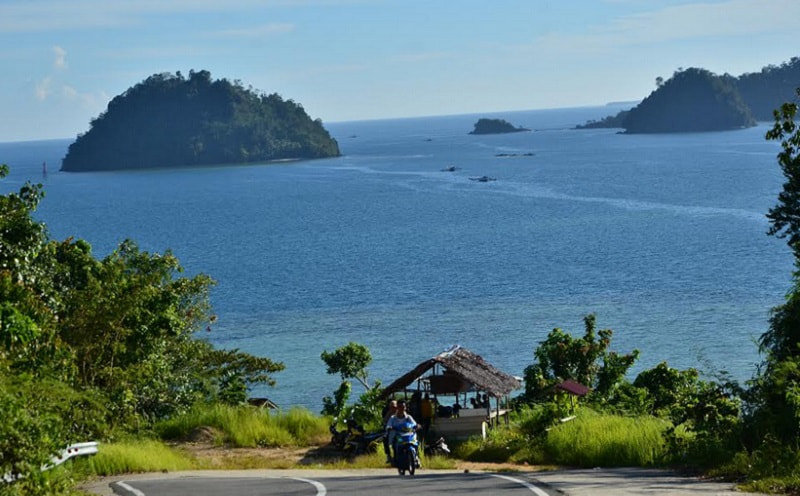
[380,345,521,399]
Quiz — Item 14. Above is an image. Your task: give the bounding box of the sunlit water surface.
[0,105,791,408]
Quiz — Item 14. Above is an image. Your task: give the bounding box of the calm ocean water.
[0,105,793,409]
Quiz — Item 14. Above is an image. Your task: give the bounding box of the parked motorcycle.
[329,418,349,451]
[347,425,385,455]
[423,436,450,457]
[330,418,385,455]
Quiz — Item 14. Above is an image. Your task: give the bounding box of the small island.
[61,70,341,172]
[577,68,755,133]
[576,57,800,133]
[469,118,530,135]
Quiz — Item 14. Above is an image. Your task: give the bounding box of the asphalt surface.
[81,468,768,496]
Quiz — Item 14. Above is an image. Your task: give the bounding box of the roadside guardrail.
[2,441,99,483]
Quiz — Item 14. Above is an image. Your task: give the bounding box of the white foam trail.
[322,162,768,224]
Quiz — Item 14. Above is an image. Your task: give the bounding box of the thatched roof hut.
[380,345,521,399]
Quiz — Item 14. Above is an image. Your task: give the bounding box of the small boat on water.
[469,175,496,182]
[441,165,460,172]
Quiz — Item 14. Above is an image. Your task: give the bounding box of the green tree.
[521,314,639,403]
[321,342,373,389]
[745,88,800,462]
[320,342,383,427]
[633,362,741,461]
[201,348,285,405]
[766,88,800,261]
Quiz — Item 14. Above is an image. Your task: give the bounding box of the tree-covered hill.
[61,70,341,172]
[621,68,755,133]
[576,57,799,133]
[469,118,530,135]
[736,57,800,120]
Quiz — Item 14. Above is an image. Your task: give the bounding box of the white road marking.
[490,474,550,495]
[288,477,327,495]
[115,477,327,496]
[116,481,146,496]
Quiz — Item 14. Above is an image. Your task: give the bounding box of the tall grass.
[543,410,669,467]
[453,426,528,463]
[74,440,195,476]
[155,404,329,447]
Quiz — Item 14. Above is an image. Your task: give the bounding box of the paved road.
[82,468,767,496]
[107,472,549,496]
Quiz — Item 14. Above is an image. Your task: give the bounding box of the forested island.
[469,118,530,135]
[61,70,341,172]
[578,57,799,133]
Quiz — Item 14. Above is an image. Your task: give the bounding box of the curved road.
[107,471,548,496]
[83,468,768,496]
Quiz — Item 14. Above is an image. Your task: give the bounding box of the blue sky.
[1,0,798,142]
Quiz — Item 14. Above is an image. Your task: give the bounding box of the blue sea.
[0,105,793,409]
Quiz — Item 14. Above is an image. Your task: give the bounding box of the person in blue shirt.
[385,399,418,465]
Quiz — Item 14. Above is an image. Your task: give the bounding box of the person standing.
[382,400,397,463]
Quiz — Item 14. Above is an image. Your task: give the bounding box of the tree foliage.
[320,342,383,428]
[0,163,284,491]
[622,68,755,133]
[745,87,800,464]
[521,314,639,402]
[765,88,800,259]
[321,342,373,389]
[736,57,800,120]
[469,118,529,135]
[577,57,800,132]
[61,70,340,171]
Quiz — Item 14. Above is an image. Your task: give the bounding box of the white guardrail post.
[2,441,99,483]
[46,441,100,469]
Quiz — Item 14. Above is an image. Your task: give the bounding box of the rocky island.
[61,70,341,172]
[469,118,530,135]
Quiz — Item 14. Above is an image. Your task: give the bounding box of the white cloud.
[603,0,799,43]
[34,77,52,101]
[53,45,67,69]
[528,0,800,55]
[62,84,110,108]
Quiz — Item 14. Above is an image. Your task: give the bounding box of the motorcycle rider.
[385,399,419,466]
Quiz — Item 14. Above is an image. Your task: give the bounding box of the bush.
[0,377,71,496]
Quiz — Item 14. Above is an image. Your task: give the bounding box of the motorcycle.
[423,436,450,457]
[329,418,349,451]
[345,420,385,455]
[330,418,385,455]
[391,422,420,476]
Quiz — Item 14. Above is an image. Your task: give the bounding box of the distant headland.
[577,56,799,133]
[469,118,530,135]
[61,70,341,172]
